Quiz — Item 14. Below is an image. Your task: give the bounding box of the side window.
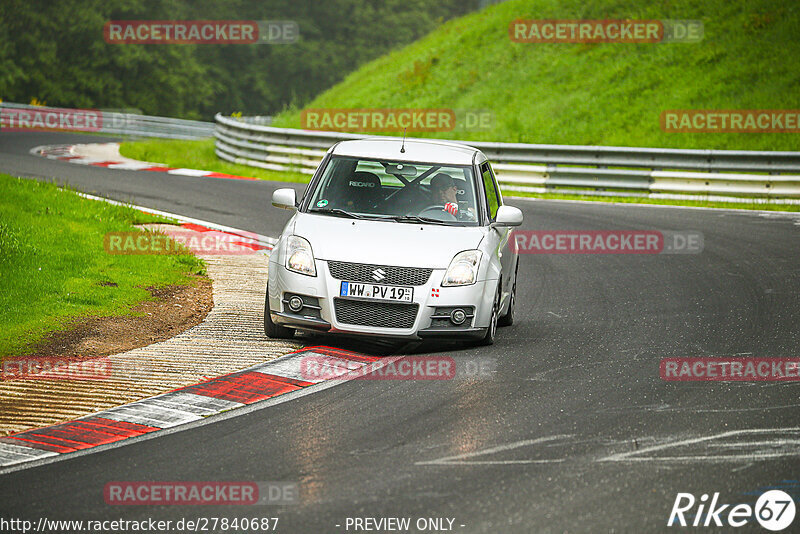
[481,162,500,220]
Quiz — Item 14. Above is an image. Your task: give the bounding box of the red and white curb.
[0,190,293,471]
[80,191,278,250]
[31,143,258,181]
[0,347,394,469]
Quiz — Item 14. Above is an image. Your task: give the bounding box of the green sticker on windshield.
[316,199,328,207]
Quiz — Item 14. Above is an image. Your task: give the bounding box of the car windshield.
[305,156,480,226]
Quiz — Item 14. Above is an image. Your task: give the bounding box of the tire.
[478,285,500,346]
[498,261,518,327]
[264,292,294,339]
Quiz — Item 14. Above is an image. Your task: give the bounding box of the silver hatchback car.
[265,138,522,345]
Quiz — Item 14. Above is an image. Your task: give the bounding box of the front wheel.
[264,293,294,339]
[478,286,500,346]
[498,262,517,327]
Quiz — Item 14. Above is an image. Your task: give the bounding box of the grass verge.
[0,174,206,358]
[119,138,309,183]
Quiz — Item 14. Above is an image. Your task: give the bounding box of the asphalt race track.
[1,132,799,532]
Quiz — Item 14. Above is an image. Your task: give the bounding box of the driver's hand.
[460,207,476,221]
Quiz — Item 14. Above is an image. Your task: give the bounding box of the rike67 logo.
[668,491,796,530]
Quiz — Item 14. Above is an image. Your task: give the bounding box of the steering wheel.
[419,205,457,221]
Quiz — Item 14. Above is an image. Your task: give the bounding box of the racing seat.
[340,171,383,212]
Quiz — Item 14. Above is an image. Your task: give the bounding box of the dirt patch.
[24,275,213,360]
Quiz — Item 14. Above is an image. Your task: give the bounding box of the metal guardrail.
[214,113,800,202]
[1,102,214,140]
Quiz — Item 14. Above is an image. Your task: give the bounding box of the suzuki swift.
[265,138,523,345]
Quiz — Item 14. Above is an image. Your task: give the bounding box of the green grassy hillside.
[273,0,800,150]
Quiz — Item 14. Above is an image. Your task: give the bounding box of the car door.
[480,161,514,306]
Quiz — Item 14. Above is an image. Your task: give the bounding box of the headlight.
[442,250,482,286]
[285,236,316,276]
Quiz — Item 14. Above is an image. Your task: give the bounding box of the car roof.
[329,138,486,166]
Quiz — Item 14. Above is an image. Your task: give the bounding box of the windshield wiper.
[312,208,397,221]
[312,208,364,219]
[391,215,452,225]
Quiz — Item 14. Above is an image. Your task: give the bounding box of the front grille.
[327,261,432,286]
[334,298,419,329]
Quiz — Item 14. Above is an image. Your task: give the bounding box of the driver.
[430,173,473,220]
[430,173,460,215]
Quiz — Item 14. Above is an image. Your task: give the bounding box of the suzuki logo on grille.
[372,268,386,282]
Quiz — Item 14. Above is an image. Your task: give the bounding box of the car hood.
[291,212,487,268]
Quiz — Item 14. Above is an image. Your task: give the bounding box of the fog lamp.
[288,296,304,312]
[450,308,467,325]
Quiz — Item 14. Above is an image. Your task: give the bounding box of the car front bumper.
[267,258,496,340]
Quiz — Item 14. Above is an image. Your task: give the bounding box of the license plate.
[340,281,414,302]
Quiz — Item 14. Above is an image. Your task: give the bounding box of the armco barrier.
[1,101,214,140]
[214,113,800,202]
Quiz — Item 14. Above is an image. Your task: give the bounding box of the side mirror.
[272,188,297,210]
[493,205,523,227]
